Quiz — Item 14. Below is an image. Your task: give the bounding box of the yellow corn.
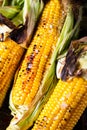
[0,38,24,107]
[64,92,87,130]
[32,77,87,130]
[11,0,64,106]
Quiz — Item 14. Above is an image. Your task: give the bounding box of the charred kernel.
[0,33,4,42]
[4,46,7,49]
[43,22,46,25]
[67,108,72,113]
[8,58,10,61]
[33,45,36,51]
[27,63,32,70]
[30,53,35,59]
[64,118,67,121]
[37,34,40,37]
[2,72,4,74]
[26,70,29,73]
[26,68,30,71]
[40,45,42,48]
[22,82,24,84]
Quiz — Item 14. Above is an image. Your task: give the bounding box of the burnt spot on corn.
[26,62,33,71]
[26,45,40,71]
[19,75,21,77]
[0,33,4,42]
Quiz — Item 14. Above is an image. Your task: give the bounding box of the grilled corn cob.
[10,0,64,108]
[0,38,24,107]
[0,0,44,107]
[32,77,87,130]
[32,37,87,130]
[64,92,87,130]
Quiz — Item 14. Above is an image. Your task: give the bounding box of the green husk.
[2,0,11,6]
[1,0,24,25]
[11,0,24,7]
[11,0,44,26]
[11,9,23,26]
[2,0,24,6]
[11,0,44,32]
[0,6,21,19]
[1,0,44,27]
[1,0,24,20]
[23,0,44,25]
